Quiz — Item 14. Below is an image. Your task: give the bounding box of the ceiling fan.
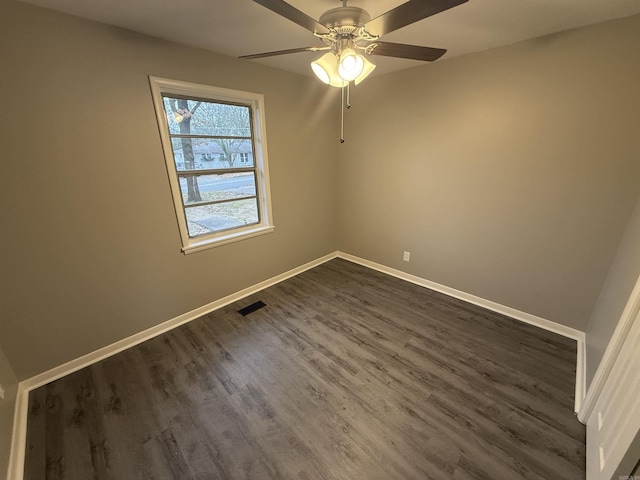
[240,0,469,86]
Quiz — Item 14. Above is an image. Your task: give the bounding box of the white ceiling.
[19,0,640,78]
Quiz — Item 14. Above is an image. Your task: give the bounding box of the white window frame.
[149,77,274,254]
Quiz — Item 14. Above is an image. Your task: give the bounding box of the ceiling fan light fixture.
[311,52,347,88]
[311,59,330,84]
[338,48,364,81]
[242,0,467,141]
[354,55,376,85]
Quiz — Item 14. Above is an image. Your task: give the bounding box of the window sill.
[181,225,275,255]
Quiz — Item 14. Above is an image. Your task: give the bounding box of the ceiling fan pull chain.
[346,82,351,109]
[340,85,345,143]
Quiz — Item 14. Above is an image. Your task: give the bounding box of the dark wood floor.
[24,258,585,479]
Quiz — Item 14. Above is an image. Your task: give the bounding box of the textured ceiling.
[18,0,640,78]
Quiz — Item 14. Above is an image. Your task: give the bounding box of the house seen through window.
[149,77,273,253]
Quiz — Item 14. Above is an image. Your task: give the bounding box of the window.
[149,77,273,253]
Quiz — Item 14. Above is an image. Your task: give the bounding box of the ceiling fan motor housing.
[319,6,371,31]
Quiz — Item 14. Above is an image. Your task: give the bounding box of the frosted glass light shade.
[338,48,364,81]
[311,53,347,88]
[354,56,376,85]
[311,62,330,84]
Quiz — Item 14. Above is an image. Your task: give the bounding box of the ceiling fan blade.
[239,47,328,60]
[365,0,468,37]
[251,0,330,34]
[368,42,446,61]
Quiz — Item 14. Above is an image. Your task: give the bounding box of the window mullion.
[169,134,253,140]
[184,195,258,209]
[177,167,256,177]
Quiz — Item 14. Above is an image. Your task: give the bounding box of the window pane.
[152,78,273,250]
[170,138,254,171]
[163,97,251,137]
[185,198,259,237]
[180,173,256,205]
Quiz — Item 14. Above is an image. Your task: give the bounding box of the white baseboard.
[7,250,588,479]
[336,252,586,413]
[6,251,338,480]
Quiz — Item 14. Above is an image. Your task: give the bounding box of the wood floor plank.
[24,258,585,479]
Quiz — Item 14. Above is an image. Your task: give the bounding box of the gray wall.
[2,2,640,476]
[337,15,640,331]
[0,0,340,381]
[0,346,18,480]
[585,192,640,387]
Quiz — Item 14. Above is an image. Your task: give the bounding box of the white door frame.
[580,274,640,479]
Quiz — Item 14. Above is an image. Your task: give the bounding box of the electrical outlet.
[0,382,4,400]
[403,251,411,262]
